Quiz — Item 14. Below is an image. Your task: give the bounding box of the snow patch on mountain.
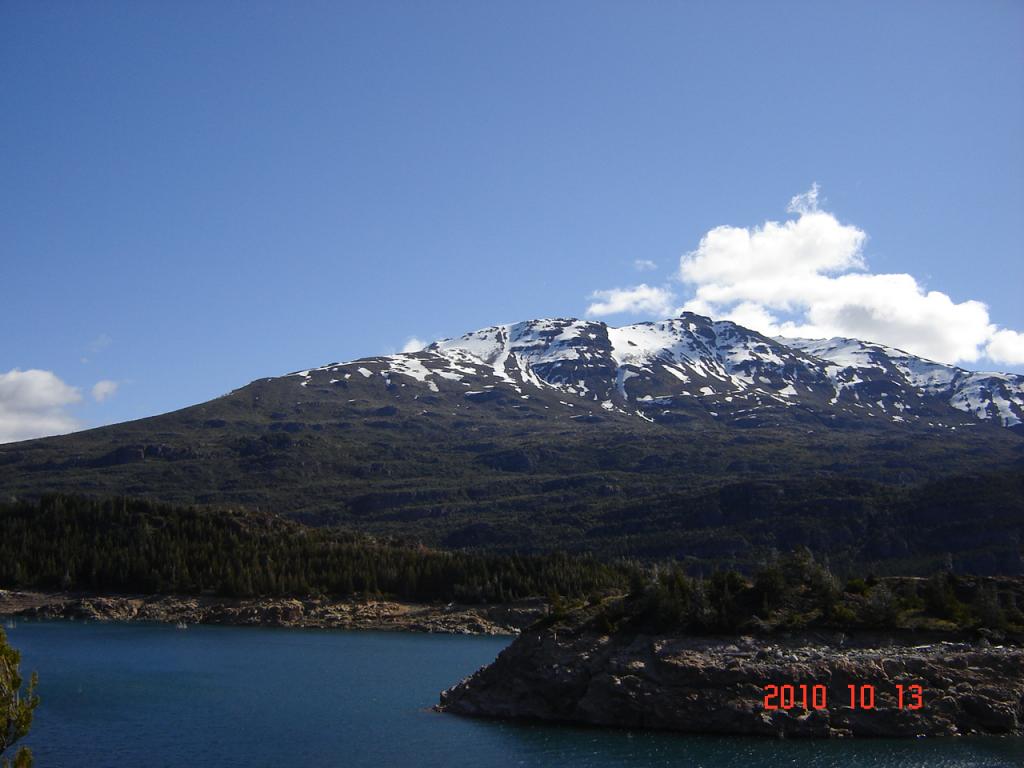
[785,337,1024,427]
[288,315,1024,431]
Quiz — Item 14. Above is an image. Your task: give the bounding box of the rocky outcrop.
[439,622,1024,737]
[0,590,543,636]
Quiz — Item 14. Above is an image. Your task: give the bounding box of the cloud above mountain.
[0,369,81,443]
[91,379,119,402]
[987,329,1024,365]
[401,337,426,353]
[586,185,1024,367]
[586,284,675,317]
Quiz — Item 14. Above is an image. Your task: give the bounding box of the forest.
[3,494,1023,640]
[594,549,1024,638]
[0,495,635,603]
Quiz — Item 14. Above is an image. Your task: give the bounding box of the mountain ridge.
[1,312,1022,572]
[281,312,1023,433]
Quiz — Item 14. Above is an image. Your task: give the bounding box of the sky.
[1,0,1022,443]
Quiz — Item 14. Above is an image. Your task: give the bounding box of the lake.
[5,620,1024,767]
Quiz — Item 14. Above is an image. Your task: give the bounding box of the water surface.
[7,620,1023,767]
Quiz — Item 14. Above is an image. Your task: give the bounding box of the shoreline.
[0,589,545,636]
[439,621,1024,738]
[7,589,1022,738]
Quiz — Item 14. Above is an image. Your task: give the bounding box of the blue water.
[5,621,1024,768]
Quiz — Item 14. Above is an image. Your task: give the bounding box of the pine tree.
[1,629,38,768]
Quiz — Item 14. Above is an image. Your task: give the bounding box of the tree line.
[599,548,1024,636]
[0,495,636,603]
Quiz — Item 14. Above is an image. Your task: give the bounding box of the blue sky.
[1,0,1022,441]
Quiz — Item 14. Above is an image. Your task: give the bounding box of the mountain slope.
[783,335,1024,429]
[288,313,1022,432]
[1,314,1022,570]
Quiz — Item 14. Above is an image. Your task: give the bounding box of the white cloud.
[633,259,658,272]
[679,211,865,296]
[677,185,1024,367]
[786,182,821,215]
[91,379,119,402]
[0,369,81,444]
[586,284,676,318]
[400,337,426,353]
[986,329,1024,365]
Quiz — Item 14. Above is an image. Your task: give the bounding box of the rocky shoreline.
[439,621,1024,737]
[0,590,543,636]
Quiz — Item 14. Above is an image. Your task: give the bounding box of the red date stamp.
[762,683,924,711]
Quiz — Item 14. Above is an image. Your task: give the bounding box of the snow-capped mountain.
[782,337,1024,429]
[5,312,1022,565]
[287,313,1024,432]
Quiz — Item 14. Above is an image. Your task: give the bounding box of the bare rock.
[438,622,1024,738]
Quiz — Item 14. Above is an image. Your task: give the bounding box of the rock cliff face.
[439,622,1024,737]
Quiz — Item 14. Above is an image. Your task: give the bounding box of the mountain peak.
[289,315,1024,431]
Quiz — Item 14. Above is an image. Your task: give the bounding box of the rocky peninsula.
[439,615,1024,737]
[0,589,542,635]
